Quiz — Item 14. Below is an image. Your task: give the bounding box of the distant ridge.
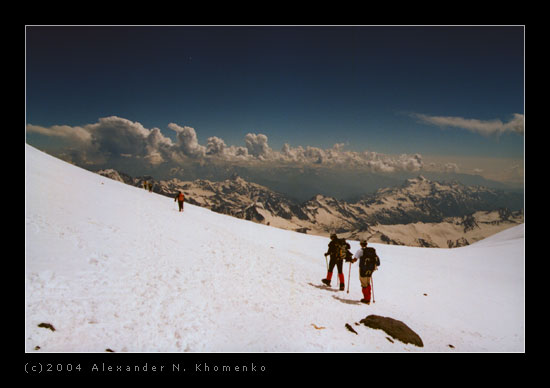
[97,169,524,248]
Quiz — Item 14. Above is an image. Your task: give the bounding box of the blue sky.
[26,26,524,186]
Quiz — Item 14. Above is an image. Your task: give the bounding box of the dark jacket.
[325,239,340,259]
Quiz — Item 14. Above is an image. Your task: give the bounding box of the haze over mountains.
[90,157,522,204]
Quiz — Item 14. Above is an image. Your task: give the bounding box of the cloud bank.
[413,113,524,136]
[27,116,425,174]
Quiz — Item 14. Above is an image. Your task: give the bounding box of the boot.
[322,272,333,286]
[362,285,371,304]
[338,273,345,291]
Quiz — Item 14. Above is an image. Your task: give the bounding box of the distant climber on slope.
[351,240,380,304]
[322,234,353,291]
[174,191,185,212]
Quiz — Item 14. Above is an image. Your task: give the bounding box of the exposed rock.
[417,238,438,248]
[345,323,358,335]
[360,315,423,347]
[38,322,55,332]
[447,237,470,248]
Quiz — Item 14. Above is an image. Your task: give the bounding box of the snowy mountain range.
[25,143,525,352]
[98,169,523,248]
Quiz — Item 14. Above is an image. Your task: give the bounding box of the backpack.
[335,239,350,261]
[337,242,347,261]
[360,247,379,275]
[178,193,184,201]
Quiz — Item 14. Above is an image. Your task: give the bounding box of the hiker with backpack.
[322,234,353,291]
[174,191,185,212]
[351,240,380,304]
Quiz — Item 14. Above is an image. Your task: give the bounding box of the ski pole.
[346,262,352,294]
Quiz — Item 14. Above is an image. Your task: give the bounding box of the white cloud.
[275,143,423,172]
[205,136,227,156]
[244,133,271,160]
[413,113,524,136]
[167,123,206,158]
[444,163,460,173]
[399,153,424,172]
[27,116,427,174]
[88,116,152,156]
[27,124,92,144]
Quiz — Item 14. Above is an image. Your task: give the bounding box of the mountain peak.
[405,175,429,186]
[228,173,246,184]
[412,175,428,182]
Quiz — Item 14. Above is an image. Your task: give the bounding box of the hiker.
[323,234,353,291]
[148,182,153,192]
[174,191,185,212]
[143,180,148,190]
[351,240,380,304]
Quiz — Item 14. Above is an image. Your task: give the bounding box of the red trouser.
[360,274,372,301]
[326,271,345,285]
[362,284,371,301]
[326,256,345,284]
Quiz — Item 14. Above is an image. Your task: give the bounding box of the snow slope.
[25,144,525,352]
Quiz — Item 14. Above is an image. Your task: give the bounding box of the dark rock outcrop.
[360,315,423,347]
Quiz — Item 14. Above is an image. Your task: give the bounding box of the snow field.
[25,145,524,352]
